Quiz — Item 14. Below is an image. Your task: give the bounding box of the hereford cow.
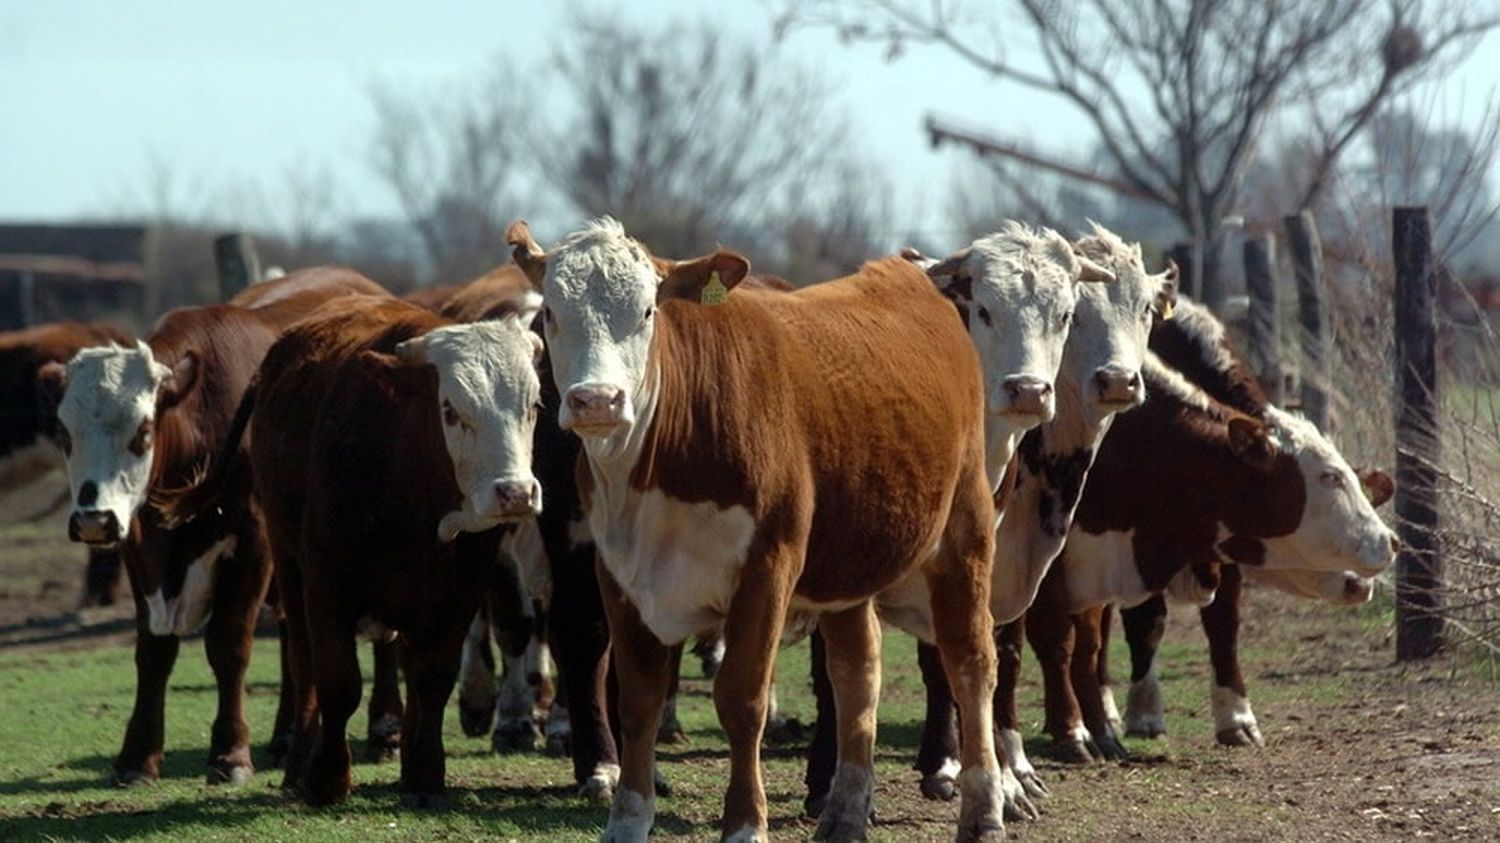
[1016,352,1399,763]
[40,268,384,786]
[508,217,1003,842]
[160,296,544,807]
[1,320,132,606]
[867,226,1176,809]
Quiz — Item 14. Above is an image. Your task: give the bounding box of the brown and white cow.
[1,320,133,606]
[160,296,544,807]
[881,225,1177,806]
[509,217,1002,843]
[40,268,384,786]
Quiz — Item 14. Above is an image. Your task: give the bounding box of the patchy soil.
[2,468,1499,840]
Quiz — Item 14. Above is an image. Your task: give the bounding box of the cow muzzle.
[493,478,543,519]
[69,509,121,546]
[999,375,1055,421]
[1093,365,1143,408]
[563,384,628,434]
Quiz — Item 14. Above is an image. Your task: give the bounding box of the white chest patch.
[0,435,62,491]
[145,536,236,637]
[1060,528,1149,612]
[590,489,756,645]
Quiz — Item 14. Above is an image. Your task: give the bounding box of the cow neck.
[983,421,1024,503]
[1149,306,1269,419]
[990,369,1115,624]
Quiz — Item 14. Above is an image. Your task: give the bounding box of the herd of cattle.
[0,217,1400,842]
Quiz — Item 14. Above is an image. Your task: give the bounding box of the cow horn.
[394,337,429,366]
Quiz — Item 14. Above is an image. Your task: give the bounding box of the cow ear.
[37,361,69,411]
[1227,416,1278,472]
[527,330,545,364]
[359,350,407,401]
[157,352,199,410]
[505,220,547,290]
[658,249,750,305]
[1359,469,1395,507]
[924,248,972,301]
[1157,260,1179,319]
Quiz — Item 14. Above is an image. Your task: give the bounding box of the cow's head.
[1230,408,1399,577]
[1243,565,1376,606]
[361,316,545,542]
[42,342,197,546]
[917,221,1114,432]
[508,217,750,443]
[1065,224,1178,417]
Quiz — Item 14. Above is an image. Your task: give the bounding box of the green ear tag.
[701,272,728,306]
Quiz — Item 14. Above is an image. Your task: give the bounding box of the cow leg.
[202,537,268,785]
[268,614,295,767]
[397,624,468,809]
[914,641,960,802]
[1096,605,1122,734]
[113,599,180,786]
[658,642,688,745]
[1202,565,1262,747]
[1027,571,1093,763]
[813,601,881,843]
[549,545,619,799]
[457,610,497,738]
[804,629,838,818]
[276,561,321,797]
[490,553,543,754]
[299,578,361,807]
[694,631,725,678]
[1070,607,1127,760]
[366,639,404,761]
[995,617,1046,800]
[712,551,794,843]
[1120,595,1168,738]
[596,562,672,843]
[927,484,1008,843]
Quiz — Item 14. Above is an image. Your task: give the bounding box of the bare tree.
[781,0,1497,309]
[535,16,877,271]
[367,57,526,282]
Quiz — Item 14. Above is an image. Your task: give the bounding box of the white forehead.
[60,343,166,424]
[1073,222,1155,309]
[421,321,539,404]
[543,217,657,305]
[963,221,1077,301]
[1263,406,1347,467]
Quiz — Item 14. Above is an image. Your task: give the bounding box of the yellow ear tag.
[1160,299,1175,320]
[701,272,728,306]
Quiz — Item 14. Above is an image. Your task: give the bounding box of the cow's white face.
[924,223,1106,433]
[399,318,545,542]
[1261,408,1399,577]
[1064,227,1177,417]
[54,342,172,546]
[1242,565,1375,605]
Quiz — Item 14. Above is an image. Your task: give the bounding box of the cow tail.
[149,378,258,527]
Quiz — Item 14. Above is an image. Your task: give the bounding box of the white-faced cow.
[40,267,384,786]
[875,225,1176,807]
[158,295,545,807]
[1,321,132,606]
[508,217,1003,843]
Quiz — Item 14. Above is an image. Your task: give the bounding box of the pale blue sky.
[3,0,1497,242]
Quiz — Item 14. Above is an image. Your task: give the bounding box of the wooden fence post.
[1283,212,1330,430]
[1170,242,1196,300]
[1242,234,1284,406]
[1392,206,1443,660]
[214,233,261,302]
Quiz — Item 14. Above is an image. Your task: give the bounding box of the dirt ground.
[2,470,1499,841]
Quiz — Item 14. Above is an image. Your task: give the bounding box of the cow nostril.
[1389,534,1402,555]
[77,480,98,508]
[566,392,589,413]
[1127,372,1141,389]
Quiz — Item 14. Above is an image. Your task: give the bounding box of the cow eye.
[643,305,655,322]
[976,306,992,327]
[1320,470,1344,489]
[128,420,153,456]
[542,306,555,328]
[1056,311,1071,330]
[442,400,460,428]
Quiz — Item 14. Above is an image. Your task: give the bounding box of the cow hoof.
[764,716,805,746]
[264,734,292,768]
[813,819,867,842]
[492,718,541,754]
[656,721,689,746]
[653,767,671,798]
[1124,718,1166,739]
[1216,724,1265,748]
[1001,767,1039,822]
[459,705,493,738]
[1093,729,1130,762]
[545,731,571,758]
[301,767,352,807]
[206,761,254,786]
[1049,737,1098,765]
[108,768,156,788]
[580,773,616,804]
[920,772,957,801]
[1015,768,1050,800]
[399,791,450,811]
[803,793,827,819]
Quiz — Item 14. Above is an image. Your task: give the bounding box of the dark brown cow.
[511,218,1002,842]
[159,295,544,807]
[41,268,385,786]
[1,320,132,606]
